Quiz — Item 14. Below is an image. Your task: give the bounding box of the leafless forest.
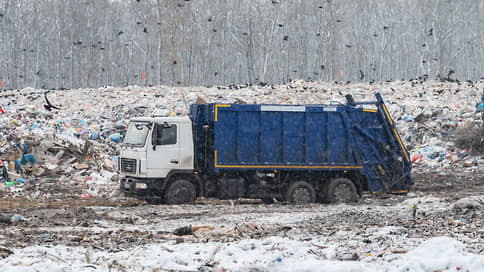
[0,0,483,90]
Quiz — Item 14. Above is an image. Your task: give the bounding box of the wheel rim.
[172,185,194,203]
[332,183,353,203]
[291,187,312,204]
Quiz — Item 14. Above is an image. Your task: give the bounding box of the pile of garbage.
[0,88,123,199]
[0,80,482,199]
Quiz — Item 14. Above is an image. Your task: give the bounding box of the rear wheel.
[285,181,316,204]
[164,179,196,204]
[326,178,357,203]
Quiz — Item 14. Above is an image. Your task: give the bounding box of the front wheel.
[285,181,316,204]
[326,178,357,203]
[164,179,197,204]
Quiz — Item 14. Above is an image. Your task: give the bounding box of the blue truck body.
[190,93,412,197]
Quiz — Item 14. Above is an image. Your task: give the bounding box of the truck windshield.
[124,121,150,147]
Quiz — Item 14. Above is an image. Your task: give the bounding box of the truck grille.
[121,158,137,173]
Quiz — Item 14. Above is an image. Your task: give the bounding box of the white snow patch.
[1,236,483,272]
[391,237,484,272]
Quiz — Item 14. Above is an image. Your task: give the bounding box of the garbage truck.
[119,93,412,204]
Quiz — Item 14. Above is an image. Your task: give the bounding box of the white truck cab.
[119,116,194,196]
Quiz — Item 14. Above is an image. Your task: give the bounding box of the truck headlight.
[135,183,147,189]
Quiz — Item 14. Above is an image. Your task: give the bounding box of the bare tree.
[0,0,482,90]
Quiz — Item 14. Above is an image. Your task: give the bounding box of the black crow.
[447,70,455,79]
[44,91,61,111]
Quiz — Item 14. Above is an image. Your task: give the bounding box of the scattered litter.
[0,247,14,258]
[0,214,10,224]
[0,81,482,200]
[10,214,28,222]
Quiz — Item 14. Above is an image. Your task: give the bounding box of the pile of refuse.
[0,88,123,199]
[0,80,482,199]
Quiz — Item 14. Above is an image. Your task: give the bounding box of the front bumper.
[120,176,165,197]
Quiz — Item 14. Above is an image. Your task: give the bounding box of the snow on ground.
[0,190,483,271]
[1,236,483,272]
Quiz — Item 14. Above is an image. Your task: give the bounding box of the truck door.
[146,122,180,178]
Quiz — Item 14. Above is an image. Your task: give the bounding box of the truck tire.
[164,179,196,204]
[285,181,316,204]
[326,178,357,203]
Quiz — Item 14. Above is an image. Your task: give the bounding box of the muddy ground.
[0,171,483,260]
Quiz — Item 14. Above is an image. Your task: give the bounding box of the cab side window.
[153,124,177,145]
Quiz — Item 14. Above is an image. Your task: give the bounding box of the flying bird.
[44,91,61,111]
[447,69,455,79]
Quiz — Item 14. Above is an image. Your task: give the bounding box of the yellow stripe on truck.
[381,103,409,162]
[394,128,410,162]
[214,104,231,122]
[382,104,393,125]
[214,151,363,169]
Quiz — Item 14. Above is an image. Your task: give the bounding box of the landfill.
[0,80,482,200]
[0,80,483,271]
